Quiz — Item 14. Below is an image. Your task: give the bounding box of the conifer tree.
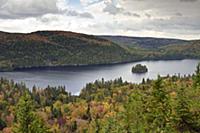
[175,88,192,132]
[123,90,145,133]
[193,63,200,88]
[145,76,173,133]
[13,91,49,133]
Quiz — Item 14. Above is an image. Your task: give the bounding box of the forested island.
[0,31,200,71]
[0,64,200,132]
[132,64,148,73]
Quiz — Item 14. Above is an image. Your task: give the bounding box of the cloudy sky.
[0,0,200,40]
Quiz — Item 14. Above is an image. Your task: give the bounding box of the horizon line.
[0,30,198,41]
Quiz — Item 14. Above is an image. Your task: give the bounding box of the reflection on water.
[0,59,199,94]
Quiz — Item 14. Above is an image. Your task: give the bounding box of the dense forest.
[102,36,200,61]
[132,64,148,73]
[0,31,132,71]
[0,31,200,71]
[0,64,200,132]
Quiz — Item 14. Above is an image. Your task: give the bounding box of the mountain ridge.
[0,30,199,71]
[0,30,133,71]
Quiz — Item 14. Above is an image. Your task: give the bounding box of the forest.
[132,64,148,73]
[0,31,200,71]
[0,64,200,132]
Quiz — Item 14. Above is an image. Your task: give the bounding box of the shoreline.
[1,58,199,72]
[0,59,198,95]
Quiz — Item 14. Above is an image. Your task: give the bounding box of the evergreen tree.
[189,63,200,132]
[193,63,200,88]
[175,88,192,132]
[123,90,145,133]
[0,119,6,130]
[145,76,174,133]
[13,91,49,133]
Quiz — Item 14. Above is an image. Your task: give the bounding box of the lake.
[0,59,199,94]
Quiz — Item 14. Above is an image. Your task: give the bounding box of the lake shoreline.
[1,58,199,72]
[0,59,199,94]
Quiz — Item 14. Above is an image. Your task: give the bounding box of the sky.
[0,0,200,40]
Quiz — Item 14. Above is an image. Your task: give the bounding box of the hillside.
[100,35,188,49]
[101,35,200,60]
[0,31,133,71]
[159,40,200,59]
[0,31,200,71]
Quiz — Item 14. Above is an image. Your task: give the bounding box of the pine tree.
[193,63,200,88]
[189,63,200,132]
[123,90,145,133]
[13,91,49,133]
[145,76,173,133]
[175,88,192,132]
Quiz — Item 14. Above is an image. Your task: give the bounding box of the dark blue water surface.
[0,59,199,94]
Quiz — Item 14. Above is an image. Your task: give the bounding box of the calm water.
[0,59,199,94]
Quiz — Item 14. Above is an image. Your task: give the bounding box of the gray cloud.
[103,1,140,17]
[65,10,93,19]
[90,14,200,38]
[180,0,198,2]
[0,0,59,19]
[175,12,183,16]
[145,13,151,18]
[103,2,122,15]
[124,12,141,18]
[0,0,200,39]
[129,16,200,34]
[126,0,198,2]
[0,0,93,19]
[79,12,94,18]
[38,15,60,23]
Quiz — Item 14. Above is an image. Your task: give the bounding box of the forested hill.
[100,35,188,49]
[0,31,133,71]
[100,35,200,60]
[0,30,200,71]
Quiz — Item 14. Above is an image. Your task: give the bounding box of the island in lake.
[132,64,148,73]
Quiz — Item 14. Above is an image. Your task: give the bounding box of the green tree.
[193,63,200,88]
[189,63,200,132]
[123,90,146,133]
[13,91,49,133]
[174,88,193,132]
[0,119,6,130]
[145,76,174,133]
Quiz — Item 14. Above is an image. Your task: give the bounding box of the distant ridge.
[0,30,199,71]
[100,35,189,49]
